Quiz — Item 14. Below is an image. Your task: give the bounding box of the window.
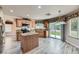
[70,17,79,38]
[36,21,44,29]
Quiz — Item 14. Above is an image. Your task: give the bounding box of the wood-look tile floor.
[1,36,79,54]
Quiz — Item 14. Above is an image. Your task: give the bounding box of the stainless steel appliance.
[21,24,30,33]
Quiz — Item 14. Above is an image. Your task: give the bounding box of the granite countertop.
[21,32,38,36]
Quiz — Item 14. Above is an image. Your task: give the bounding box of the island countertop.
[21,32,38,36]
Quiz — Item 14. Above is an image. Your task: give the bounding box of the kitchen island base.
[21,33,39,53]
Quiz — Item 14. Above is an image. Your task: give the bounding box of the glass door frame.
[48,22,63,40]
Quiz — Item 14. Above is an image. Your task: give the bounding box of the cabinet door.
[16,19,23,27]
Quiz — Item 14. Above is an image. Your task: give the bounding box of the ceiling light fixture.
[10,10,14,13]
[38,6,42,9]
[58,10,61,13]
[45,13,51,16]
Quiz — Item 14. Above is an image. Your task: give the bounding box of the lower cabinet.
[35,29,46,37]
[21,34,39,53]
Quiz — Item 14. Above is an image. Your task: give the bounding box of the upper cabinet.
[16,18,35,28]
[16,19,23,27]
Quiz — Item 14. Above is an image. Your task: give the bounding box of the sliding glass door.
[49,23,55,38]
[49,22,62,39]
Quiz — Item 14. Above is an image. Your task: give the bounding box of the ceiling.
[2,5,79,20]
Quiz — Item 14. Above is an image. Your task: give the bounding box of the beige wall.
[4,15,17,33]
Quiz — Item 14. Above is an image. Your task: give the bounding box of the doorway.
[49,22,63,40]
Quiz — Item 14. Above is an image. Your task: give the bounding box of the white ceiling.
[2,5,79,20]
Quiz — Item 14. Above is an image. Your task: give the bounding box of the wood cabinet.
[16,31,22,41]
[16,19,30,27]
[35,29,46,37]
[16,19,35,28]
[16,19,23,27]
[21,34,39,53]
[43,20,49,37]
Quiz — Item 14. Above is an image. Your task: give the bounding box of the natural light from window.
[70,17,79,38]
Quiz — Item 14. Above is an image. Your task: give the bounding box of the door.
[49,22,62,39]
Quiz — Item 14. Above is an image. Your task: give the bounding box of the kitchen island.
[20,32,39,53]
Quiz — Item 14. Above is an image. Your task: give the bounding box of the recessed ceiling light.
[38,6,42,9]
[10,10,14,13]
